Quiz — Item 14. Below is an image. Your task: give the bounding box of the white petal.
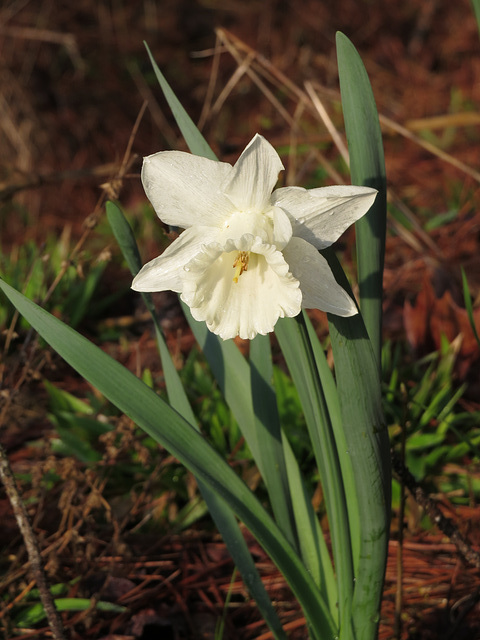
[131,226,215,292]
[181,235,301,340]
[272,185,377,249]
[141,151,234,228]
[221,134,284,212]
[271,205,293,250]
[283,237,358,316]
[215,205,292,251]
[217,210,274,246]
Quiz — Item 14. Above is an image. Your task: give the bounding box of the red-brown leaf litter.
[1,1,480,638]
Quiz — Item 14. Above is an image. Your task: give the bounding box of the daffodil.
[132,134,376,340]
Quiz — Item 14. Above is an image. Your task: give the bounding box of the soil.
[1,0,480,638]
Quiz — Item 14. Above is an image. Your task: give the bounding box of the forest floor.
[1,1,480,638]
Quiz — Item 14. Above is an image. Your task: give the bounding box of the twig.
[197,32,222,131]
[304,81,349,166]
[0,164,119,202]
[0,443,67,640]
[391,449,480,570]
[379,114,480,184]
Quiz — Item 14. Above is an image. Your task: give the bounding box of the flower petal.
[181,235,301,340]
[141,151,234,228]
[217,210,274,246]
[272,185,377,249]
[283,237,358,316]
[271,205,293,250]
[221,134,284,212]
[131,226,215,293]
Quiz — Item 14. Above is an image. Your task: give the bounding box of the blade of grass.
[250,334,297,550]
[303,313,360,567]
[186,302,339,624]
[180,301,267,468]
[335,34,390,640]
[107,201,287,640]
[0,278,337,639]
[336,31,387,371]
[471,0,480,37]
[282,432,338,620]
[15,599,126,627]
[461,267,480,349]
[275,314,354,639]
[144,42,217,161]
[324,250,390,640]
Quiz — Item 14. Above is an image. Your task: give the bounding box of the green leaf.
[0,278,336,639]
[336,31,387,371]
[250,334,297,550]
[326,277,390,640]
[144,42,217,161]
[15,598,126,627]
[107,201,287,639]
[471,0,480,37]
[44,379,94,415]
[461,267,480,349]
[336,33,390,640]
[275,314,354,637]
[282,432,338,618]
[49,413,111,463]
[303,313,360,568]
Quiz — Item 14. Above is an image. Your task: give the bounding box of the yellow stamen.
[232,251,250,283]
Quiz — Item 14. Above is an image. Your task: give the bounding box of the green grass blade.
[329,313,389,640]
[471,0,480,37]
[15,598,126,627]
[107,201,287,640]
[250,334,297,550]
[324,250,390,640]
[0,278,337,639]
[461,267,480,349]
[303,313,360,567]
[106,201,194,421]
[282,432,338,620]
[275,314,354,637]
[335,34,390,639]
[144,42,217,161]
[185,303,341,630]
[336,32,387,371]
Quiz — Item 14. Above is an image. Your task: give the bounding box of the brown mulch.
[1,0,480,638]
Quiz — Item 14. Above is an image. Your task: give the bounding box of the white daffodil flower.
[132,134,377,340]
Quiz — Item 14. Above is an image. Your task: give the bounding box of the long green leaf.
[275,314,354,638]
[303,313,360,567]
[107,201,286,639]
[0,280,337,639]
[336,31,387,371]
[282,432,338,619]
[328,313,389,640]
[335,33,390,640]
[324,250,390,640]
[144,42,217,161]
[461,267,480,349]
[250,334,297,550]
[471,0,480,37]
[185,301,339,628]
[16,598,126,627]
